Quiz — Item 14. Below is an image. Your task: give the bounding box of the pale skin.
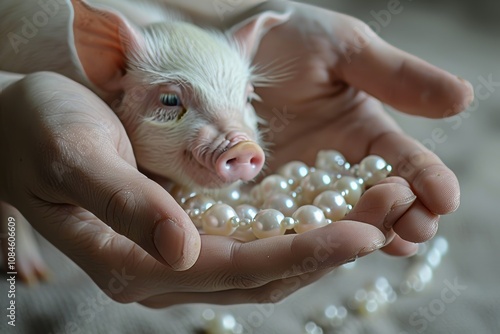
[0,1,472,306]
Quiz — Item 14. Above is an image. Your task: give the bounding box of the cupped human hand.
[251,1,474,255]
[0,72,418,306]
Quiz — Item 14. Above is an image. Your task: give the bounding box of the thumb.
[52,144,201,271]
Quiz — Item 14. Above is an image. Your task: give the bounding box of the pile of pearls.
[171,151,392,239]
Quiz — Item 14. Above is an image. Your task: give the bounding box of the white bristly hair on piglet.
[117,21,267,189]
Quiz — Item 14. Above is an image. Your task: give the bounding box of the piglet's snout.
[216,141,265,183]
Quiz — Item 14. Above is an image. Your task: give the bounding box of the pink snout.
[216,141,265,183]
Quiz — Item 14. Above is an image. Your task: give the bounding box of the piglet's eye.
[161,94,182,107]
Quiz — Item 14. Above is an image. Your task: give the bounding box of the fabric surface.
[1,1,499,333]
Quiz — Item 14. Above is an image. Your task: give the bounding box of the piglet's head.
[73,0,290,189]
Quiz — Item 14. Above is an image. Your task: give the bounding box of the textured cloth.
[2,0,500,333]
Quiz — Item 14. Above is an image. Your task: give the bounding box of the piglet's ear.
[71,0,143,98]
[228,8,291,60]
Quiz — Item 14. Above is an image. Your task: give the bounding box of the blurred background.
[2,1,499,333]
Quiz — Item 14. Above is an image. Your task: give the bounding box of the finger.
[345,178,416,237]
[336,18,474,118]
[376,176,440,243]
[370,132,460,215]
[381,234,419,257]
[47,140,201,271]
[168,222,384,292]
[139,269,332,308]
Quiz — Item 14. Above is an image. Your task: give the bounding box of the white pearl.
[259,175,290,196]
[332,176,362,206]
[315,150,346,173]
[314,305,347,329]
[250,185,263,207]
[262,193,298,216]
[201,203,238,236]
[203,309,242,334]
[313,191,347,222]
[235,204,258,222]
[277,161,309,181]
[292,205,329,234]
[215,184,244,206]
[358,155,392,186]
[281,217,296,230]
[252,209,286,239]
[169,185,197,204]
[183,195,215,213]
[299,171,333,204]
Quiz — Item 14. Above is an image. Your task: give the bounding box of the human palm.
[253,2,473,252]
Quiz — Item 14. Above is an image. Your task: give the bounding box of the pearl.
[262,193,298,216]
[201,203,238,236]
[281,217,297,230]
[183,195,215,212]
[235,204,258,223]
[232,204,259,241]
[299,170,333,204]
[169,185,197,204]
[252,209,286,239]
[304,321,324,334]
[314,305,347,329]
[278,161,309,181]
[292,205,329,234]
[315,150,346,173]
[215,184,244,207]
[358,155,392,186]
[202,309,242,334]
[332,176,362,206]
[259,175,290,196]
[313,191,347,222]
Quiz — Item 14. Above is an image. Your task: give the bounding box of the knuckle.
[104,188,138,234]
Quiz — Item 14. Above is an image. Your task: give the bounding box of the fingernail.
[382,194,417,231]
[457,76,475,106]
[153,219,185,271]
[358,238,386,257]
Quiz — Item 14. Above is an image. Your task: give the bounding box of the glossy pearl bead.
[202,309,242,334]
[292,205,329,234]
[332,176,362,206]
[358,155,392,186]
[278,161,309,181]
[259,175,290,196]
[299,170,333,204]
[216,184,244,207]
[262,193,298,217]
[313,191,347,222]
[201,203,238,236]
[252,209,286,239]
[315,150,346,173]
[232,204,258,242]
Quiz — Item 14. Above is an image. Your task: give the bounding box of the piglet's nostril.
[216,142,265,183]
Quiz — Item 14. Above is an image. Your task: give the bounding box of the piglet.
[0,0,291,282]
